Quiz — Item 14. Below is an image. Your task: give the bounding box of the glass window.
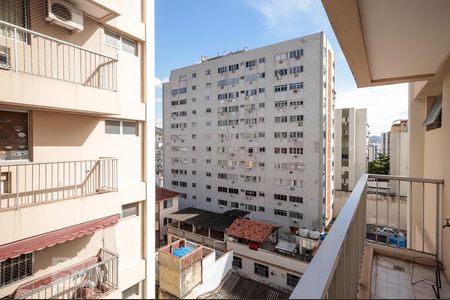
[0,110,29,161]
[122,37,137,55]
[232,256,242,268]
[0,253,33,287]
[287,273,300,287]
[163,199,173,209]
[121,202,139,218]
[104,30,121,48]
[254,263,269,278]
[105,120,121,134]
[122,121,137,135]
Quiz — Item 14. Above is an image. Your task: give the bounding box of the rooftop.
[168,207,244,232]
[156,186,181,202]
[226,218,280,243]
[198,271,290,299]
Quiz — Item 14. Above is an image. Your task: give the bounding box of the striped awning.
[0,214,119,262]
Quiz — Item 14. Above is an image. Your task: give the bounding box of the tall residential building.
[0,1,149,298]
[163,32,335,232]
[367,142,381,162]
[333,108,367,191]
[381,131,391,154]
[389,120,409,195]
[155,126,164,183]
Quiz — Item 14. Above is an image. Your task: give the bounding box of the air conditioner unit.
[46,0,84,32]
[298,122,303,126]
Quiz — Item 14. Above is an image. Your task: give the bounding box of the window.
[287,273,300,287]
[245,190,256,197]
[259,103,265,108]
[163,217,172,226]
[0,110,29,161]
[179,182,187,187]
[230,202,239,208]
[206,159,211,164]
[218,199,228,206]
[206,69,211,75]
[245,89,257,96]
[229,188,239,194]
[259,57,266,63]
[192,182,197,187]
[275,100,288,108]
[258,88,265,93]
[105,120,121,134]
[206,146,212,152]
[289,196,303,203]
[122,282,140,299]
[206,197,211,202]
[229,64,239,71]
[192,73,197,78]
[0,253,33,287]
[233,256,242,268]
[290,115,304,122]
[105,30,137,55]
[206,108,211,113]
[289,82,304,90]
[290,66,304,74]
[289,211,303,219]
[218,66,227,74]
[163,199,173,209]
[246,60,257,68]
[206,172,212,177]
[275,116,288,123]
[258,206,265,212]
[274,85,288,92]
[121,202,139,218]
[254,263,269,278]
[274,69,288,76]
[275,53,288,61]
[289,49,304,58]
[179,87,187,94]
[290,100,303,106]
[245,204,256,211]
[274,194,287,201]
[218,186,228,193]
[122,121,137,135]
[424,95,442,130]
[274,209,287,217]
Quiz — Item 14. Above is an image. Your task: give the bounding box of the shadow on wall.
[32,111,98,147]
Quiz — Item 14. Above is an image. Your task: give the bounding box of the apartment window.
[245,89,257,96]
[275,53,288,61]
[290,131,303,138]
[206,172,212,177]
[259,147,265,153]
[274,85,288,92]
[229,188,239,194]
[105,30,137,55]
[245,204,257,211]
[105,120,121,134]
[122,121,137,135]
[290,82,304,90]
[289,196,303,203]
[121,202,139,218]
[258,88,265,94]
[246,60,257,68]
[163,199,173,209]
[275,101,288,108]
[259,57,266,63]
[122,282,140,299]
[274,132,288,139]
[274,69,288,76]
[259,103,265,108]
[192,73,197,78]
[274,209,287,217]
[290,100,303,106]
[206,108,211,113]
[206,197,211,202]
[206,159,211,164]
[206,121,211,126]
[232,256,242,269]
[254,263,269,278]
[218,66,227,74]
[275,116,288,123]
[290,66,304,74]
[192,170,197,175]
[289,211,303,219]
[230,202,239,208]
[206,69,211,75]
[289,49,304,58]
[218,199,228,206]
[192,183,197,187]
[179,182,187,187]
[245,190,257,197]
[258,117,265,123]
[218,173,227,179]
[229,64,239,71]
[172,181,179,186]
[192,146,196,151]
[0,110,29,161]
[206,146,212,152]
[192,97,197,103]
[218,186,228,193]
[163,217,172,226]
[179,87,187,94]
[179,99,187,105]
[424,95,442,131]
[0,253,33,287]
[274,194,287,201]
[192,85,196,91]
[287,273,300,287]
[258,206,265,212]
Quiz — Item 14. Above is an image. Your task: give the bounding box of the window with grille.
[287,273,300,287]
[0,253,33,287]
[254,263,269,278]
[232,256,242,268]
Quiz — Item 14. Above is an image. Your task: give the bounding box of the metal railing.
[290,174,444,299]
[0,20,117,91]
[16,249,118,299]
[0,158,118,210]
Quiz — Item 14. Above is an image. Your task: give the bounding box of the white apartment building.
[333,108,367,191]
[368,143,381,162]
[381,131,391,155]
[0,0,150,298]
[163,32,335,232]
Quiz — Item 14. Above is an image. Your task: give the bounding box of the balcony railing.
[0,158,118,210]
[290,174,444,299]
[15,249,118,299]
[0,20,117,91]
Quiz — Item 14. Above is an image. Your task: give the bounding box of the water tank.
[299,228,309,238]
[309,230,321,240]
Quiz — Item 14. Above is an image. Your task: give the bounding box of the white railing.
[0,20,117,91]
[290,174,444,299]
[16,249,118,299]
[0,158,118,210]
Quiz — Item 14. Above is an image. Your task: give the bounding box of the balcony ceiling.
[74,0,120,22]
[322,0,450,87]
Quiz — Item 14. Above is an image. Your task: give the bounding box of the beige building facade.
[0,0,151,298]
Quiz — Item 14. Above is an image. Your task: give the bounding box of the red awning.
[0,214,120,262]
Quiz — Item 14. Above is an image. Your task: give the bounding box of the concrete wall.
[158,196,179,243]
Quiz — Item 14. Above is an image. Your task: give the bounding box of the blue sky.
[155,0,408,136]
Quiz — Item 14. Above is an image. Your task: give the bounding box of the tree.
[368,153,390,175]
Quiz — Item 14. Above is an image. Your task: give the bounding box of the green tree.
[368,153,390,175]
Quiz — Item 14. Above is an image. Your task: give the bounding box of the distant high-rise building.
[334,108,367,191]
[381,131,391,154]
[163,32,335,231]
[368,143,381,162]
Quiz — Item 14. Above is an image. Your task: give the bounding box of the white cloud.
[336,84,408,136]
[156,97,162,103]
[155,77,169,89]
[247,0,314,26]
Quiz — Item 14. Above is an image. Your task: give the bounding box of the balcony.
[291,174,449,299]
[168,223,227,252]
[0,158,118,210]
[12,249,118,299]
[0,20,120,115]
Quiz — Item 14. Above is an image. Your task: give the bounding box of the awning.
[226,218,280,243]
[423,96,442,126]
[0,214,119,262]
